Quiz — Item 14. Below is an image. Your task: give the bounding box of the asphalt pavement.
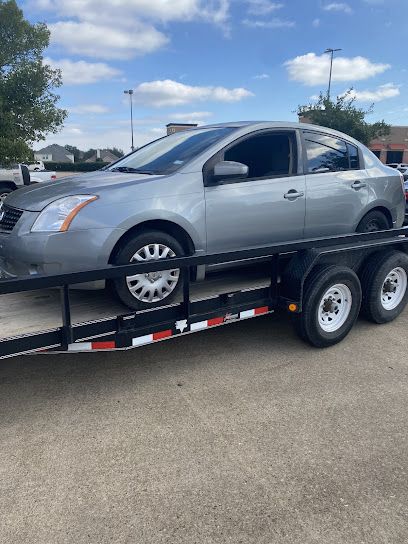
[1,310,407,543]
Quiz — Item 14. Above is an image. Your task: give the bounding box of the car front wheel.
[111,231,184,310]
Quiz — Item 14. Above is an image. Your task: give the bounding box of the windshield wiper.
[110,166,155,174]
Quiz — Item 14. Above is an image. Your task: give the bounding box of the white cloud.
[253,73,270,79]
[346,83,400,102]
[49,21,168,60]
[34,0,230,59]
[35,0,229,24]
[68,104,109,114]
[132,79,254,107]
[312,18,320,27]
[284,52,390,85]
[44,58,121,85]
[247,0,283,15]
[243,18,295,28]
[323,2,352,13]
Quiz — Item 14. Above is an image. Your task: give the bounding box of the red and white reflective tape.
[190,316,224,331]
[66,305,271,352]
[68,340,116,351]
[132,329,172,346]
[240,306,269,319]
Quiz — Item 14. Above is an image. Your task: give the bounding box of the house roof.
[85,150,121,163]
[35,144,73,161]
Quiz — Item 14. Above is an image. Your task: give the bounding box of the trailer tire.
[111,231,184,311]
[293,265,361,348]
[360,250,408,323]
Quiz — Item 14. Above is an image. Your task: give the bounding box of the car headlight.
[31,195,98,232]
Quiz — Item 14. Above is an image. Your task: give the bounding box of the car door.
[204,130,306,253]
[302,131,369,238]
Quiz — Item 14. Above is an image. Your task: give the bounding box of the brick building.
[369,126,408,164]
[166,123,197,135]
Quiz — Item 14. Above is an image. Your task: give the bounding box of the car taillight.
[51,175,56,181]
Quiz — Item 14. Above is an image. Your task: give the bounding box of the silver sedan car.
[0,121,405,310]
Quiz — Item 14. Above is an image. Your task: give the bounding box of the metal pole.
[124,89,135,152]
[130,92,134,151]
[324,48,342,100]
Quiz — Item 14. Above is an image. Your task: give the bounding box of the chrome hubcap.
[318,284,352,333]
[126,243,180,303]
[381,267,407,310]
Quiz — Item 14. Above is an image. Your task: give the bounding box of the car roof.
[199,121,362,146]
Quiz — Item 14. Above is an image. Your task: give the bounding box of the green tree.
[64,145,82,162]
[0,0,66,165]
[108,147,124,158]
[82,148,97,161]
[297,90,390,145]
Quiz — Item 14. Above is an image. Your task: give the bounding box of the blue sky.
[22,0,408,152]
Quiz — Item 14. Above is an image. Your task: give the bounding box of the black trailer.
[1,228,408,360]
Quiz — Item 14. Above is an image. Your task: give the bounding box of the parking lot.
[1,309,407,544]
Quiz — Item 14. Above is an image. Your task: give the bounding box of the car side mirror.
[213,161,249,182]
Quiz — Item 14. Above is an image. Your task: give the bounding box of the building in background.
[166,123,198,136]
[34,144,74,163]
[369,126,408,164]
[85,149,121,163]
[298,115,408,165]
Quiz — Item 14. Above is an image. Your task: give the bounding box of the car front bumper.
[0,210,125,287]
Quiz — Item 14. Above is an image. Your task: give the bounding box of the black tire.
[111,231,184,311]
[0,185,13,203]
[293,265,362,348]
[356,210,390,233]
[360,250,408,323]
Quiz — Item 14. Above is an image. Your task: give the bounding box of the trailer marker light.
[288,303,298,312]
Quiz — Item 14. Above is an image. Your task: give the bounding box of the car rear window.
[303,132,360,173]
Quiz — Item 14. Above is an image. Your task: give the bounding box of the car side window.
[304,132,350,173]
[223,131,297,180]
[347,143,360,169]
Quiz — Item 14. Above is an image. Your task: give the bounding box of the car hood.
[5,171,164,212]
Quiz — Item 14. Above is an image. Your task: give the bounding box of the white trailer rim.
[318,284,352,333]
[381,267,407,311]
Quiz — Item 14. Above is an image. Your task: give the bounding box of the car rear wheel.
[356,210,390,233]
[111,231,184,310]
[293,265,362,348]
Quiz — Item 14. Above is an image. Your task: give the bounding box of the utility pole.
[324,48,342,100]
[124,89,135,151]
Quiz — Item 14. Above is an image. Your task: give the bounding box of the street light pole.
[124,89,135,151]
[324,48,342,100]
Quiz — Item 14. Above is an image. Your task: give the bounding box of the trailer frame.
[1,228,408,359]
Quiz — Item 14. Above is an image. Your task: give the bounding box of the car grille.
[0,205,23,233]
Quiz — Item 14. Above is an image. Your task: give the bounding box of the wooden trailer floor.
[0,266,272,339]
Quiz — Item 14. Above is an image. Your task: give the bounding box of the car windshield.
[108,127,235,175]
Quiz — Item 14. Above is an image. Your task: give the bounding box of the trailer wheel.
[293,266,362,348]
[360,251,408,323]
[111,231,184,310]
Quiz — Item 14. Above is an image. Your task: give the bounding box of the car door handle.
[351,181,367,190]
[284,190,304,200]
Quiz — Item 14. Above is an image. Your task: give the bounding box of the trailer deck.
[0,266,270,339]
